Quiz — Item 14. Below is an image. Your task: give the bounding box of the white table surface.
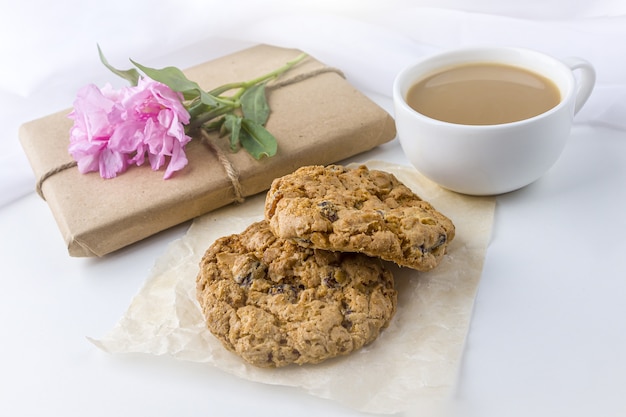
[1,2,625,416]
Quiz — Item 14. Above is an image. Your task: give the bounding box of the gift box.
[19,44,396,257]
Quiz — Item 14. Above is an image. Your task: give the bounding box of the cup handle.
[561,57,596,115]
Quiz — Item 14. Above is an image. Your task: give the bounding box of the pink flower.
[68,78,191,179]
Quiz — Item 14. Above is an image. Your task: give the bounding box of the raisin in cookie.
[265,164,455,271]
[196,220,397,368]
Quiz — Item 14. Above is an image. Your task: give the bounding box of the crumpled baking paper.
[90,161,495,415]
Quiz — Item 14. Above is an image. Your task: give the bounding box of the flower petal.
[163,139,188,179]
[99,148,127,178]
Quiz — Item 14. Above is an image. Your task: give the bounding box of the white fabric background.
[1,0,624,206]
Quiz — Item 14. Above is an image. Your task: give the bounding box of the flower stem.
[188,53,308,132]
[207,53,308,99]
[186,104,234,132]
[242,53,308,89]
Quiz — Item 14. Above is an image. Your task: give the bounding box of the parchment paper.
[90,161,495,415]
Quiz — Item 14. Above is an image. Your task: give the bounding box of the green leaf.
[241,83,270,125]
[240,118,277,159]
[223,114,242,151]
[130,60,217,106]
[98,45,140,86]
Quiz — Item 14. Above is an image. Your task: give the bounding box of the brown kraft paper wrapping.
[19,44,396,257]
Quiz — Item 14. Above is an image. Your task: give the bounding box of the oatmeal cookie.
[265,164,455,271]
[196,220,397,368]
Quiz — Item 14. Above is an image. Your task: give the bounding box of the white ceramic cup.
[393,47,596,195]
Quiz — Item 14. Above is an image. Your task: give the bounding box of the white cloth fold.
[1,1,624,207]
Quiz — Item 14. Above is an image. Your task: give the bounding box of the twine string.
[37,161,78,201]
[267,66,344,90]
[199,129,245,204]
[36,65,345,202]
